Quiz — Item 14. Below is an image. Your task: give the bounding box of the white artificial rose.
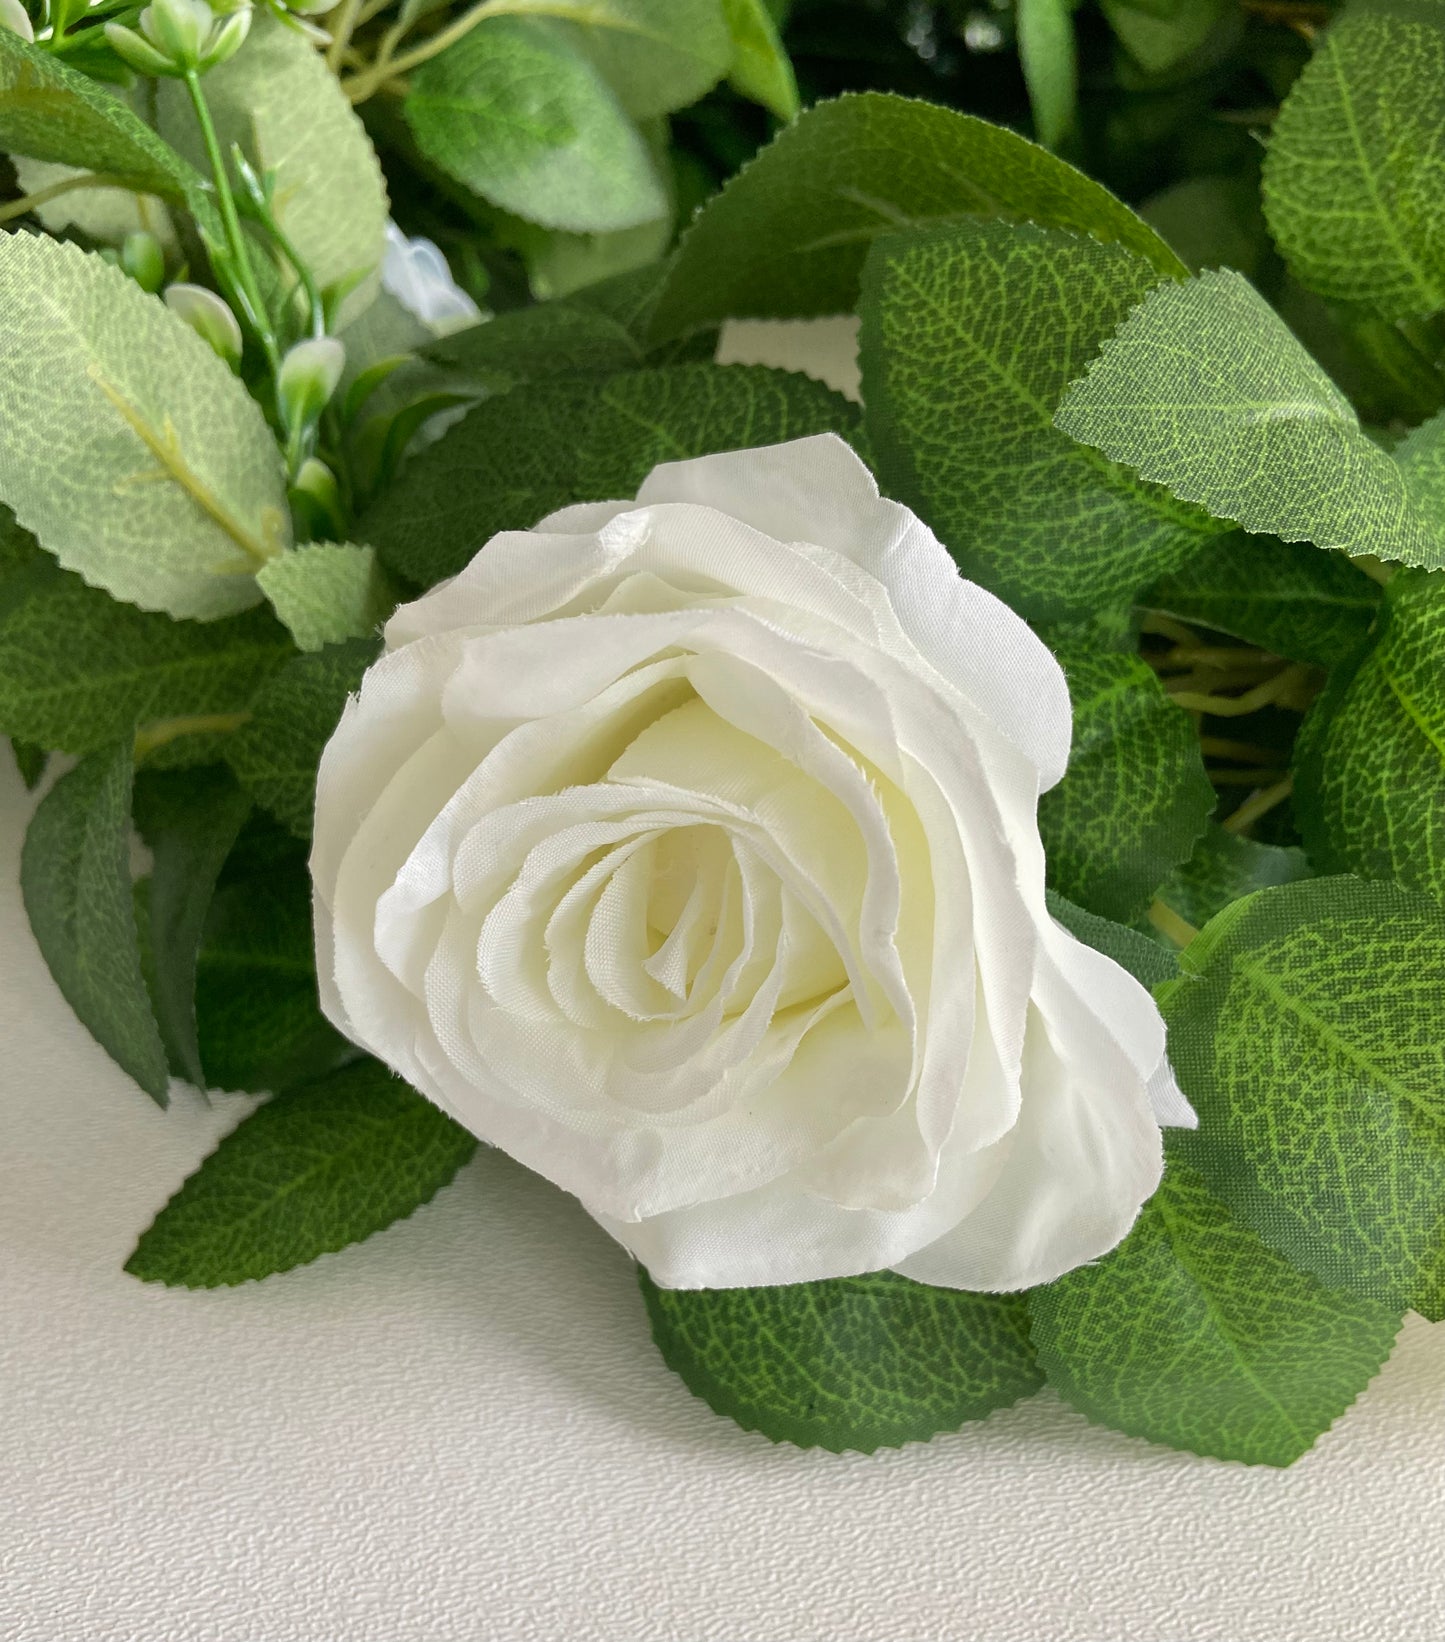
[312,435,1194,1291]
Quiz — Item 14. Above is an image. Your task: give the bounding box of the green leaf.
[861,221,1224,620]
[1261,0,1445,322]
[365,362,860,589]
[193,819,353,1095]
[132,767,251,1089]
[1152,823,1313,932]
[126,1059,477,1287]
[424,300,647,391]
[1038,642,1213,921]
[21,744,169,1104]
[640,1268,1042,1451]
[722,0,799,120]
[0,234,291,620]
[1045,888,1179,987]
[1395,402,1445,523]
[1161,876,1445,1317]
[1055,269,1445,570]
[1293,568,1445,901]
[0,31,204,205]
[1101,0,1233,74]
[1140,174,1273,281]
[404,16,668,234]
[649,91,1186,340]
[0,560,290,756]
[157,12,389,316]
[507,0,733,120]
[1018,0,1077,150]
[1031,1155,1402,1466]
[226,638,377,839]
[256,543,396,653]
[9,737,45,789]
[1142,530,1382,668]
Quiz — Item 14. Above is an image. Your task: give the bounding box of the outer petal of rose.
[630,434,1073,788]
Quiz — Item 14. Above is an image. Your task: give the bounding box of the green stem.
[0,171,134,226]
[325,0,364,70]
[182,68,279,373]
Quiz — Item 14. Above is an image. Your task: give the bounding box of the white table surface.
[6,325,1445,1642]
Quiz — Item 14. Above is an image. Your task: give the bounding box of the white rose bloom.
[313,435,1194,1291]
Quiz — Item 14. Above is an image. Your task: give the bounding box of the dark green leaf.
[1045,889,1179,988]
[9,737,45,789]
[132,767,251,1090]
[1294,568,1445,900]
[423,301,647,392]
[126,1059,477,1287]
[1152,823,1313,932]
[1038,643,1214,921]
[1261,0,1445,322]
[1142,531,1382,668]
[1031,1154,1402,1466]
[226,639,377,840]
[640,1267,1041,1451]
[649,91,1185,340]
[21,745,169,1104]
[1055,269,1445,569]
[1162,876,1445,1317]
[859,221,1219,620]
[0,562,290,757]
[365,363,860,589]
[404,16,668,234]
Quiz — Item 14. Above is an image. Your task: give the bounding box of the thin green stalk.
[182,68,280,372]
[0,171,133,226]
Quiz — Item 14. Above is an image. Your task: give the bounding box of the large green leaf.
[226,639,377,839]
[0,234,290,620]
[158,12,388,314]
[126,1059,476,1287]
[404,16,667,234]
[132,767,251,1090]
[192,823,353,1096]
[1031,1155,1402,1466]
[1395,402,1445,525]
[1162,876,1445,1318]
[1045,889,1179,987]
[1142,530,1382,668]
[21,744,169,1104]
[860,221,1219,620]
[0,31,203,205]
[1294,568,1445,900]
[1038,643,1213,921]
[364,363,860,588]
[256,544,396,654]
[649,91,1185,339]
[1261,0,1445,322]
[424,300,648,391]
[1055,269,1445,569]
[1152,823,1313,933]
[0,557,290,756]
[640,1268,1041,1451]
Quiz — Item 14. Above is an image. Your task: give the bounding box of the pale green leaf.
[649,91,1186,339]
[1102,0,1233,74]
[404,16,668,234]
[1055,269,1445,569]
[126,1058,476,1287]
[256,543,397,653]
[1395,402,1445,524]
[1261,0,1445,322]
[13,156,177,248]
[21,744,169,1104]
[158,12,389,317]
[641,1268,1041,1451]
[1162,876,1445,1318]
[722,0,798,120]
[1018,0,1077,149]
[1293,568,1445,902]
[1032,1155,1402,1466]
[0,234,291,619]
[859,221,1220,620]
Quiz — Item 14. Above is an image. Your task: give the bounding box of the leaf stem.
[182,68,280,373]
[1221,775,1294,836]
[325,0,364,69]
[133,711,252,763]
[1148,899,1199,949]
[1168,663,1315,718]
[0,170,136,226]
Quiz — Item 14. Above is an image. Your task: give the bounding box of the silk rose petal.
[312,434,1193,1290]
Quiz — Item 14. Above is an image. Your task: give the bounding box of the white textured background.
[6,324,1445,1642]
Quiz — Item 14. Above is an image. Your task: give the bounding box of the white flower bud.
[107,0,250,76]
[198,2,250,70]
[0,0,34,42]
[104,19,175,75]
[139,0,212,66]
[164,281,243,369]
[277,336,345,433]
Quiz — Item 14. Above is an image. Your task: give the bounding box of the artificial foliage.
[4,0,1445,1468]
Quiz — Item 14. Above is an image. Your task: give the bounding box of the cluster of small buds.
[105,0,251,77]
